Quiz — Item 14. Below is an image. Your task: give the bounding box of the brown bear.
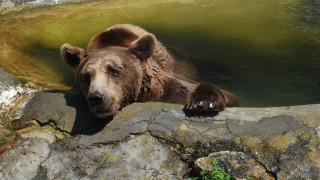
[61,24,238,118]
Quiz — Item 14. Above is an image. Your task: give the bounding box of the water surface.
[0,0,319,106]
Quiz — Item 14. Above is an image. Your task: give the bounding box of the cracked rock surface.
[41,133,188,179]
[0,138,51,179]
[0,90,319,179]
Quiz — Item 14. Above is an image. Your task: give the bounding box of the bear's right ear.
[129,34,156,61]
[61,43,86,68]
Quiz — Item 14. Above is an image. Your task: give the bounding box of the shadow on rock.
[59,91,112,135]
[13,90,111,135]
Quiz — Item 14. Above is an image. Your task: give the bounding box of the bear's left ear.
[61,43,86,68]
[129,34,156,61]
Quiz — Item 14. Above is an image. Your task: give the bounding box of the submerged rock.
[0,67,36,120]
[0,67,21,118]
[0,67,36,148]
[0,67,20,86]
[0,90,319,179]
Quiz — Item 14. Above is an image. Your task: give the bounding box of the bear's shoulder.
[106,24,150,36]
[87,24,152,52]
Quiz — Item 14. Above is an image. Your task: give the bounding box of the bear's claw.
[184,83,227,114]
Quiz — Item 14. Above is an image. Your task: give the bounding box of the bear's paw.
[184,83,227,115]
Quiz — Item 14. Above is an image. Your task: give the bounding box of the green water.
[0,0,319,106]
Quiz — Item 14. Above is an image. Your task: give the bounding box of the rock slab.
[0,90,319,179]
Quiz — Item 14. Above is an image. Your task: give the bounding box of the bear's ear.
[129,34,156,61]
[61,43,86,68]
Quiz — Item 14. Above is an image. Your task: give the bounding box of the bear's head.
[61,32,156,118]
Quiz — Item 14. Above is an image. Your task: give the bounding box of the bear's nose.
[88,92,105,105]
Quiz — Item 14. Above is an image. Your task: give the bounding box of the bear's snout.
[87,91,116,118]
[88,92,105,105]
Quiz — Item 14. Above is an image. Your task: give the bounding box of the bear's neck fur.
[137,45,197,103]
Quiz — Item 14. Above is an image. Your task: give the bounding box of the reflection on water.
[0,0,319,106]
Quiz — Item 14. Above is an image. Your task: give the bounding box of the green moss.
[190,155,230,180]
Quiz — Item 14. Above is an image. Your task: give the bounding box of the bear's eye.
[109,68,119,77]
[83,73,91,82]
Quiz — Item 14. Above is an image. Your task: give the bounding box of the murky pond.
[0,0,319,107]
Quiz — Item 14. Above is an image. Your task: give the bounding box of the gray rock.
[78,107,153,146]
[0,131,188,179]
[42,133,188,179]
[227,115,304,140]
[0,68,35,120]
[2,90,320,179]
[13,90,104,135]
[0,138,51,180]
[0,67,35,146]
[0,67,20,86]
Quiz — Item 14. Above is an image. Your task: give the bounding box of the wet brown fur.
[61,24,238,118]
